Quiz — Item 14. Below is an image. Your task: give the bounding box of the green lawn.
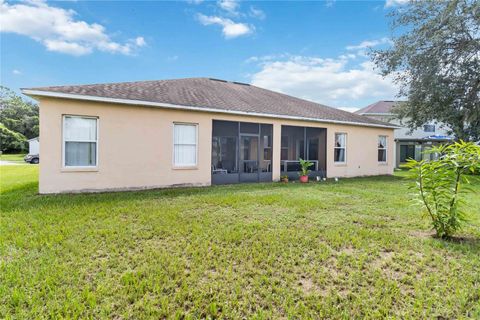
[1,165,479,319]
[0,153,26,162]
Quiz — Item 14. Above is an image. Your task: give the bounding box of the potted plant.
[298,158,313,183]
[280,175,289,183]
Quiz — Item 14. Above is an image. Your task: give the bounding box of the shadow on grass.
[411,229,480,254]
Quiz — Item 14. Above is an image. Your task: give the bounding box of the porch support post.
[272,123,282,181]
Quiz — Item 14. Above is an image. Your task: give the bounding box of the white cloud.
[197,14,253,38]
[346,37,392,51]
[135,37,146,47]
[218,0,239,15]
[249,6,265,20]
[245,53,289,64]
[385,0,409,8]
[325,0,336,8]
[12,69,22,75]
[249,55,398,108]
[167,55,179,62]
[0,0,146,56]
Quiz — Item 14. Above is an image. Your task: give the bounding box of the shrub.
[405,141,480,239]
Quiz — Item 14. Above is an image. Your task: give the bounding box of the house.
[27,137,39,155]
[22,78,396,194]
[355,101,453,168]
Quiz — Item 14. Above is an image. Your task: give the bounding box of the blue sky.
[1,0,407,110]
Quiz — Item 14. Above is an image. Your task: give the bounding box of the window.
[378,135,387,162]
[173,123,197,167]
[63,115,97,167]
[400,144,415,163]
[423,124,435,133]
[334,133,346,163]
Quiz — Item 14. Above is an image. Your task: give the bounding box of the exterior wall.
[38,97,395,193]
[28,138,40,155]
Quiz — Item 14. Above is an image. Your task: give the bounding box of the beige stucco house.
[22,78,396,194]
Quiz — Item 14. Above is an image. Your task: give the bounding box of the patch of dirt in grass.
[382,266,406,281]
[409,230,435,238]
[371,250,406,280]
[334,287,350,298]
[408,250,424,260]
[298,276,328,296]
[337,246,357,255]
[370,249,394,267]
[323,256,340,278]
[379,249,395,260]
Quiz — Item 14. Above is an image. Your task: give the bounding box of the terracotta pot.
[299,175,309,183]
[281,178,289,183]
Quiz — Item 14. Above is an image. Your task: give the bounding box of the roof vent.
[209,78,228,83]
[232,81,250,86]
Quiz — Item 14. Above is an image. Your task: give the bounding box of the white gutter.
[22,89,399,129]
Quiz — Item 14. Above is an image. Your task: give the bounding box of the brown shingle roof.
[23,78,395,128]
[355,100,405,115]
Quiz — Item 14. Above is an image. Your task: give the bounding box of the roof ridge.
[21,77,214,91]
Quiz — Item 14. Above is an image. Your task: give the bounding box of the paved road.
[0,160,23,166]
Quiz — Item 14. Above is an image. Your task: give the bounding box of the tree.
[0,86,39,139]
[372,0,480,141]
[0,123,27,153]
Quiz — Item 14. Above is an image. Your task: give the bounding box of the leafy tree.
[0,86,39,139]
[372,0,480,141]
[405,141,480,239]
[0,123,27,153]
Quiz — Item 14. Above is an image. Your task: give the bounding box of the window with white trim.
[378,135,387,162]
[334,133,346,163]
[173,123,198,167]
[63,115,98,167]
[423,124,435,132]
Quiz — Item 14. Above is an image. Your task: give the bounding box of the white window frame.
[172,122,198,168]
[62,115,99,169]
[378,135,388,163]
[423,124,435,133]
[334,132,347,164]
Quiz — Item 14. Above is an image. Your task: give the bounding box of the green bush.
[405,141,480,239]
[0,123,27,153]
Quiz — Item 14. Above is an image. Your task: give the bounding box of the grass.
[1,165,479,319]
[0,153,26,162]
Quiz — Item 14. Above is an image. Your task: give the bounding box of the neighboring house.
[22,78,396,194]
[355,101,453,168]
[28,137,39,155]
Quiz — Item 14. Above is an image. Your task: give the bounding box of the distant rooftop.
[355,100,405,115]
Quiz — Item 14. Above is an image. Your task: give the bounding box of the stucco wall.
[38,97,394,193]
